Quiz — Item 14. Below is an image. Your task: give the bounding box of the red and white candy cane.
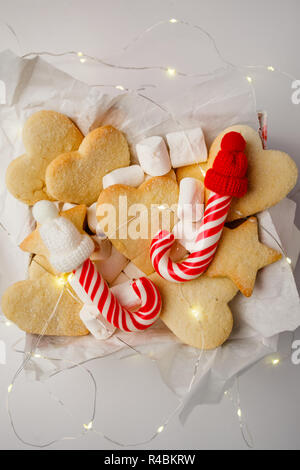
[150,131,249,283]
[151,193,232,282]
[69,259,162,332]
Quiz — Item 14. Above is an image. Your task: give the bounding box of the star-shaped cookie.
[206,217,282,297]
[20,205,90,273]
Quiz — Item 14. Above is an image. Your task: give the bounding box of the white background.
[0,0,300,451]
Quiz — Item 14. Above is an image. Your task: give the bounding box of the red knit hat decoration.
[204,131,248,198]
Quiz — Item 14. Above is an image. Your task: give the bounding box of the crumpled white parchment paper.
[0,50,299,422]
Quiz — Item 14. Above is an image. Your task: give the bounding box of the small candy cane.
[151,192,231,282]
[69,259,162,332]
[150,131,249,283]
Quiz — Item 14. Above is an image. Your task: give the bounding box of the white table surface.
[0,0,300,451]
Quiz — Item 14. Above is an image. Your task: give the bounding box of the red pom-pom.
[221,131,246,152]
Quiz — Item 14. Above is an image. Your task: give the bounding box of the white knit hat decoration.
[32,200,94,273]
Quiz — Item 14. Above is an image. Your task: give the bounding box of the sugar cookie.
[207,217,282,296]
[149,272,238,350]
[96,176,179,275]
[208,125,298,221]
[1,263,87,336]
[46,125,130,206]
[6,110,83,204]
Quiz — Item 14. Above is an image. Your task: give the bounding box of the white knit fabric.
[33,200,59,224]
[39,217,94,273]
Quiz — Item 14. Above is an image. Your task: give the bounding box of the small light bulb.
[272,358,280,366]
[115,85,125,91]
[8,384,13,393]
[267,66,275,72]
[167,68,176,77]
[77,52,83,57]
[83,421,93,431]
[5,321,11,327]
[169,18,178,23]
[191,307,202,321]
[34,353,42,359]
[157,425,164,433]
[286,257,292,265]
[246,76,253,83]
[237,408,242,418]
[80,58,86,64]
[55,274,68,287]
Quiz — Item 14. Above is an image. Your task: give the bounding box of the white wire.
[1,15,299,450]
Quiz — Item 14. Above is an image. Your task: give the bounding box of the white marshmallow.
[166,128,207,168]
[111,281,141,310]
[87,203,98,233]
[103,165,144,189]
[123,262,145,279]
[177,177,204,222]
[172,219,202,252]
[136,136,171,176]
[90,235,112,261]
[80,305,116,340]
[94,246,128,283]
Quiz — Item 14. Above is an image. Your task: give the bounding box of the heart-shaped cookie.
[6,110,83,205]
[176,126,298,221]
[46,126,130,206]
[97,176,179,275]
[1,262,87,336]
[149,272,238,350]
[208,125,298,221]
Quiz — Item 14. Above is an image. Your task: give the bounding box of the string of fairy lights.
[4,255,205,448]
[0,16,299,449]
[0,190,294,449]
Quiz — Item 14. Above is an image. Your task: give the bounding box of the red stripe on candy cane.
[91,275,101,301]
[79,260,89,285]
[150,192,232,283]
[69,259,162,332]
[85,261,94,292]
